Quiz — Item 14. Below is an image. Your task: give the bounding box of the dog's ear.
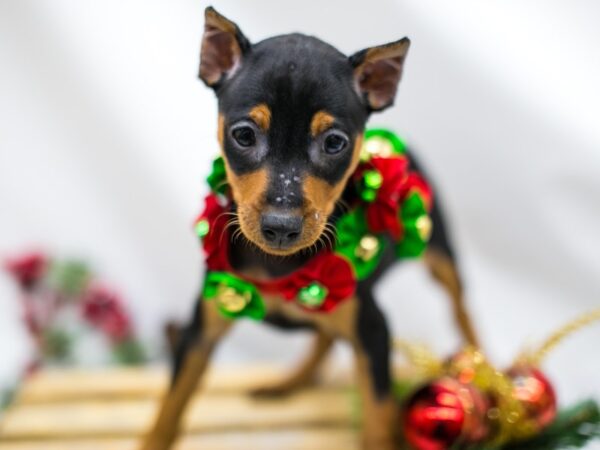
[199,7,251,88]
[349,38,410,111]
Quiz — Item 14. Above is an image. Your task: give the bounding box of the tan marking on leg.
[285,295,398,450]
[424,248,479,347]
[310,110,335,136]
[354,348,399,450]
[140,302,231,450]
[248,103,271,131]
[251,331,334,397]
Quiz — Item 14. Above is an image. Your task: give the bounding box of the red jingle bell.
[507,365,557,430]
[404,377,490,450]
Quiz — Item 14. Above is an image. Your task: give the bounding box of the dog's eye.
[231,126,256,147]
[323,133,349,155]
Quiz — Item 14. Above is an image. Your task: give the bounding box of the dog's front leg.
[353,288,399,450]
[316,293,399,450]
[140,298,232,450]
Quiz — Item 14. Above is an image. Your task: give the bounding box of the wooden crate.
[0,365,358,450]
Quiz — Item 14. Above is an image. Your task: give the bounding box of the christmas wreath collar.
[194,129,433,320]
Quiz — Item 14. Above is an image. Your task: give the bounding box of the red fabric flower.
[81,283,131,342]
[403,172,433,209]
[4,252,48,290]
[357,156,408,239]
[196,194,232,271]
[195,194,357,313]
[265,251,356,312]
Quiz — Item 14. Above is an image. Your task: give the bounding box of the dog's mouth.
[235,205,329,256]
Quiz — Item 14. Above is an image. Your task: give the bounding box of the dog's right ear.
[199,7,251,88]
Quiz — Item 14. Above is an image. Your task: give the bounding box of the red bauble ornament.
[508,365,557,430]
[404,377,490,450]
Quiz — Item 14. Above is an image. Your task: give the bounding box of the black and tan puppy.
[141,7,478,450]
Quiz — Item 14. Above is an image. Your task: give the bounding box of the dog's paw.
[248,382,299,398]
[138,434,175,450]
[248,372,319,398]
[361,438,398,450]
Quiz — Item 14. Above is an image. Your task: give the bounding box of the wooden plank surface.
[0,429,358,450]
[1,389,353,440]
[14,365,351,404]
[0,365,358,449]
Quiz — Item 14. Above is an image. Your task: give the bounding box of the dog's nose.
[260,212,303,248]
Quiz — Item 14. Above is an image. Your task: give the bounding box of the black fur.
[219,33,368,209]
[171,294,203,386]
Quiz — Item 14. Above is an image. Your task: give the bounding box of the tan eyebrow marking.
[303,134,363,215]
[310,110,335,137]
[217,114,225,148]
[248,103,272,131]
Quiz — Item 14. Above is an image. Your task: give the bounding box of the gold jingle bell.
[361,136,395,159]
[416,215,433,241]
[355,234,380,261]
[215,285,251,313]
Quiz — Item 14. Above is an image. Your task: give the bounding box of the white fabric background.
[1,0,599,437]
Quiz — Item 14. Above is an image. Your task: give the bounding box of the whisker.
[335,198,351,214]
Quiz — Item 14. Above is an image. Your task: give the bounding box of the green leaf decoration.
[207,156,228,195]
[491,400,600,450]
[396,192,431,258]
[1,387,17,411]
[335,208,384,280]
[42,328,73,362]
[48,260,91,297]
[202,271,266,320]
[112,338,147,365]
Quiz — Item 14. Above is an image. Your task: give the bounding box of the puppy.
[141,7,477,450]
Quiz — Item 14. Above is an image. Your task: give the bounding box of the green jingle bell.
[355,234,380,262]
[298,282,328,309]
[359,170,383,203]
[215,284,251,313]
[195,219,210,238]
[415,215,433,242]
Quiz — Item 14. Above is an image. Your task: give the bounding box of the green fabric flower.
[396,191,432,258]
[206,157,228,195]
[335,208,385,280]
[202,271,265,320]
[362,128,407,160]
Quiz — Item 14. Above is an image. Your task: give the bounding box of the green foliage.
[112,338,147,365]
[43,328,73,362]
[476,400,600,450]
[48,260,91,297]
[0,388,16,411]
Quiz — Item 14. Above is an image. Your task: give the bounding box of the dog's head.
[200,7,410,256]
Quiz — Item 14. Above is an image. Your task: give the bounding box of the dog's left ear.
[199,7,251,88]
[349,38,410,111]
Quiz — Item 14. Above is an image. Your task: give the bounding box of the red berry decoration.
[4,252,48,290]
[404,377,490,450]
[508,365,557,430]
[81,283,132,342]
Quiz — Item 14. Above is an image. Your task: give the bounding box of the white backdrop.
[1,0,600,429]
